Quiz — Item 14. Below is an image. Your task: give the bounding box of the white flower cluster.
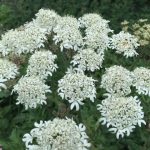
[32,8,60,32]
[22,118,91,150]
[0,58,19,91]
[13,76,51,109]
[0,8,61,56]
[110,31,140,58]
[133,67,150,96]
[0,26,47,56]
[97,94,146,139]
[78,13,112,53]
[78,13,108,29]
[101,65,133,96]
[71,48,104,71]
[26,50,58,79]
[58,68,96,111]
[84,24,112,53]
[53,16,83,51]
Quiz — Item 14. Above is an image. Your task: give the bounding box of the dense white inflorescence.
[84,24,112,53]
[53,16,83,51]
[101,65,133,96]
[13,76,51,109]
[133,67,150,96]
[33,8,60,32]
[71,48,104,71]
[0,25,47,55]
[109,31,140,58]
[58,68,96,111]
[78,13,112,53]
[97,94,146,139]
[0,58,19,91]
[78,13,109,29]
[22,118,91,150]
[0,8,146,143]
[26,50,58,79]
[0,29,20,56]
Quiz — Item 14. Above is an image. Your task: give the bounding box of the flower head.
[71,48,104,71]
[58,68,96,111]
[110,31,139,58]
[101,65,133,96]
[80,14,113,53]
[33,8,60,32]
[22,118,91,150]
[78,13,109,29]
[84,23,112,53]
[0,58,18,91]
[13,76,51,109]
[53,16,83,51]
[97,94,146,139]
[133,67,150,96]
[0,25,47,55]
[27,50,58,79]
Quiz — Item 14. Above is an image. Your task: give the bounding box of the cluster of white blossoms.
[53,16,83,51]
[97,94,146,139]
[109,31,140,58]
[26,50,58,79]
[0,8,148,146]
[0,8,61,56]
[78,13,112,53]
[133,67,150,96]
[22,118,91,150]
[84,24,112,53]
[31,8,60,32]
[0,58,19,91]
[71,48,104,72]
[58,68,96,111]
[78,13,109,29]
[0,25,47,56]
[101,65,133,96]
[13,76,51,109]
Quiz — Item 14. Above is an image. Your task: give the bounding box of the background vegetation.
[1,0,150,150]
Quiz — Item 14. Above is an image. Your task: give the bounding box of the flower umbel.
[101,65,133,96]
[97,94,146,139]
[27,50,58,79]
[33,8,60,32]
[53,16,83,51]
[22,118,91,150]
[109,31,139,58]
[13,76,51,109]
[58,68,96,111]
[0,58,19,91]
[71,48,104,72]
[133,67,150,96]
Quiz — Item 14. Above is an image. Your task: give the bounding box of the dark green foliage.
[1,0,150,150]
